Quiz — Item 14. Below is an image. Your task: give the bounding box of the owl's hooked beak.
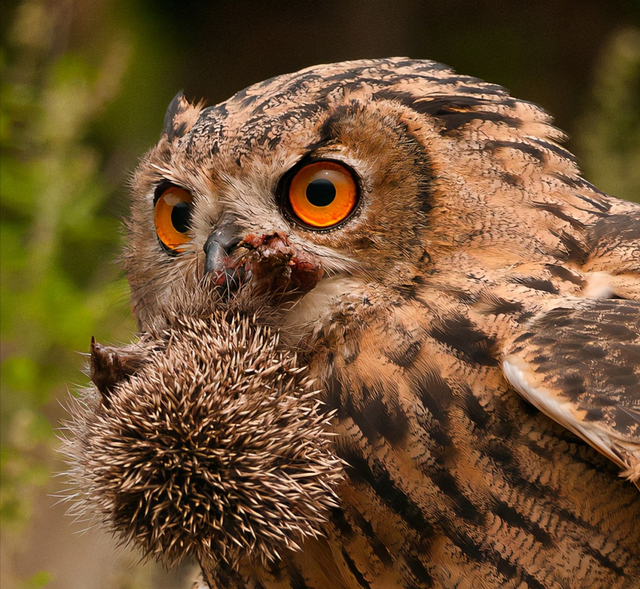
[203,221,243,289]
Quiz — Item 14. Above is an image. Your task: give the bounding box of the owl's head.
[124,57,573,334]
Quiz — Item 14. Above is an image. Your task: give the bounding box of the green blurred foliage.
[0,1,181,585]
[575,27,640,203]
[0,0,134,533]
[18,571,52,589]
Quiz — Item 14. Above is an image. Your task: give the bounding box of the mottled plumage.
[65,58,639,589]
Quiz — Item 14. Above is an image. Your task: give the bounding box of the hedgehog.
[63,300,344,588]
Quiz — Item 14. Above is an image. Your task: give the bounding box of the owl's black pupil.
[306,179,336,207]
[171,201,192,233]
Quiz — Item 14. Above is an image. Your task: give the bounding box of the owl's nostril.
[203,238,225,274]
[203,221,242,275]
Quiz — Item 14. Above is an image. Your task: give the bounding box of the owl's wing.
[502,298,640,486]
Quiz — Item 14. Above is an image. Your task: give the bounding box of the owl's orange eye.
[154,186,194,252]
[288,161,358,228]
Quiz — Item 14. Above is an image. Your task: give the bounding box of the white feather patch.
[282,275,364,333]
[582,271,614,299]
[502,356,621,468]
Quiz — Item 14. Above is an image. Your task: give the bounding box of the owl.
[65,58,640,589]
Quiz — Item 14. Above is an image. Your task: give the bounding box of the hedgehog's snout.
[89,338,144,407]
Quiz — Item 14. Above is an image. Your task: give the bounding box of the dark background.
[1,1,639,588]
[138,0,639,132]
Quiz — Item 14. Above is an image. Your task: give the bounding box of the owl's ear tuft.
[162,91,201,141]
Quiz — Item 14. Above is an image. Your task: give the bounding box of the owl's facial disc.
[186,160,356,302]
